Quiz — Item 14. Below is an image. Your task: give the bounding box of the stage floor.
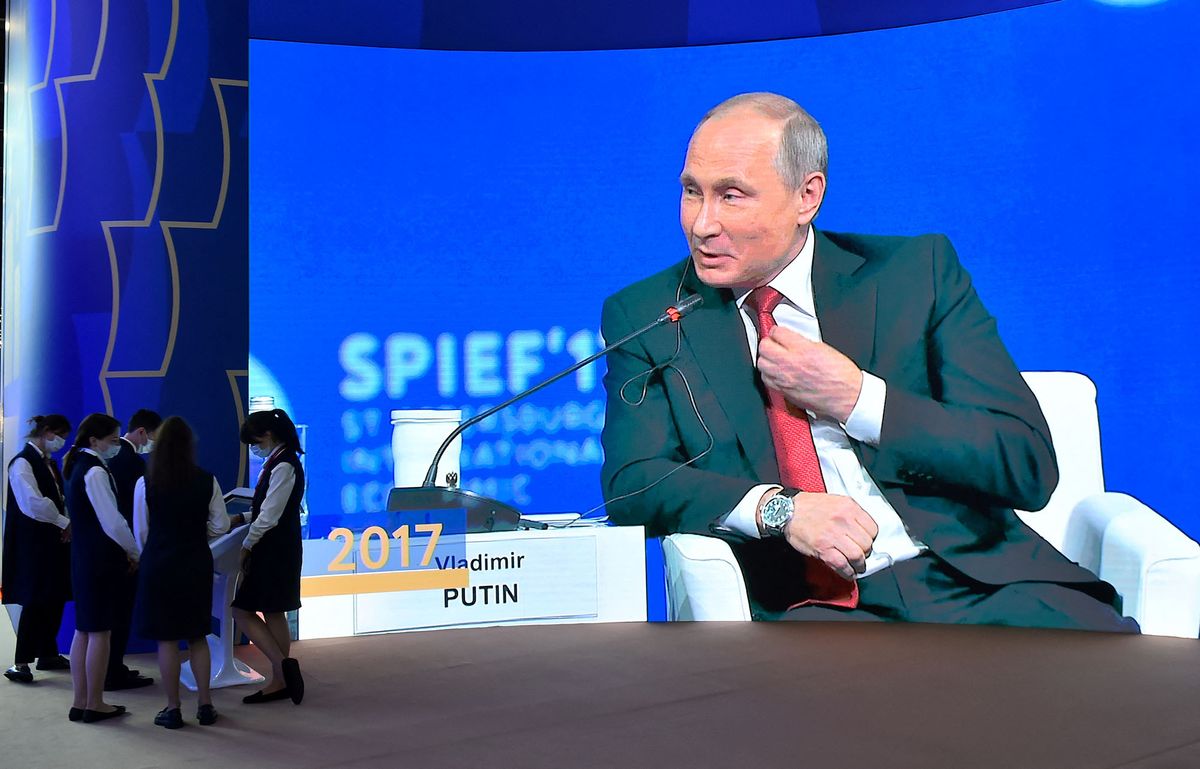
[2,619,1198,769]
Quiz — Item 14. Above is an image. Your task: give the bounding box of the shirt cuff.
[716,484,780,539]
[843,371,885,446]
[55,514,70,530]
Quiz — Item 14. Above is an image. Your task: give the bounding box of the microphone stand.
[386,295,703,532]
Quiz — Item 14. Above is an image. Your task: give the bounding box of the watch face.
[762,495,793,531]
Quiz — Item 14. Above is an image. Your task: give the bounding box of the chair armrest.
[1069,492,1200,638]
[662,533,752,621]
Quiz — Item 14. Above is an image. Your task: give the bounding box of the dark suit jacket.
[600,230,1114,615]
[106,439,146,525]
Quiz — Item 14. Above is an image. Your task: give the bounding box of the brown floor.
[2,619,1199,769]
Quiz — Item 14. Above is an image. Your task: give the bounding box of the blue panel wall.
[4,0,248,482]
[250,0,1056,50]
[2,0,248,645]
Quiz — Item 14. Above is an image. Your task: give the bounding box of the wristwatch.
[760,488,799,537]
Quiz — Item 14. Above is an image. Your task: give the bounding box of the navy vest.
[106,439,146,524]
[2,444,70,605]
[250,449,304,554]
[65,451,127,578]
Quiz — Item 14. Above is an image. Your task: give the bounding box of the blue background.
[251,0,1199,557]
[5,0,1193,635]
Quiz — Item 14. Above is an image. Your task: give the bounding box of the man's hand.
[60,523,71,543]
[780,493,879,580]
[757,326,863,423]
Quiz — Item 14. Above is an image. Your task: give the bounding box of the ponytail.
[26,414,71,439]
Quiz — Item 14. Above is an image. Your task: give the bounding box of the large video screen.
[251,0,1197,627]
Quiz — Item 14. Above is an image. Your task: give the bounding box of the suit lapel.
[812,230,877,371]
[680,269,779,482]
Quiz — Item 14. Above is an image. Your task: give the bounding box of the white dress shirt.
[8,442,70,530]
[132,475,231,554]
[81,448,140,561]
[719,227,925,578]
[243,449,296,551]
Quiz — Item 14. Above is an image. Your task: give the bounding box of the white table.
[296,524,647,639]
[180,523,266,690]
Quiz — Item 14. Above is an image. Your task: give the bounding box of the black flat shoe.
[4,664,33,683]
[197,703,218,725]
[68,707,84,722]
[281,657,304,704]
[36,655,70,671]
[242,688,291,704]
[82,705,128,723]
[104,673,154,691]
[154,707,184,729]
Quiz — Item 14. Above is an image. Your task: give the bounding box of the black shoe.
[68,707,84,722]
[242,688,291,704]
[36,655,70,671]
[4,664,33,684]
[82,705,128,723]
[196,703,218,725]
[154,707,184,730]
[104,672,154,691]
[281,657,304,704]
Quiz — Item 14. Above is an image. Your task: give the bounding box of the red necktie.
[747,286,858,609]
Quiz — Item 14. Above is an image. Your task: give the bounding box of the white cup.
[391,409,462,488]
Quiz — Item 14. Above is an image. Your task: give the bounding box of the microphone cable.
[579,265,715,519]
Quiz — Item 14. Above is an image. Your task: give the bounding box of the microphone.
[386,294,704,531]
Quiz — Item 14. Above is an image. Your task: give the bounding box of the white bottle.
[390,409,462,488]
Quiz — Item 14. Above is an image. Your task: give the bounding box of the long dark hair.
[26,414,71,439]
[239,409,304,455]
[63,413,121,480]
[146,416,198,490]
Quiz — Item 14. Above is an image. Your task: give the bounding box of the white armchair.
[662,372,1200,637]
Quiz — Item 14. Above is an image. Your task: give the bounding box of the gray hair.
[698,92,828,188]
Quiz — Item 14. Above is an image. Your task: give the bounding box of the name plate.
[349,534,599,633]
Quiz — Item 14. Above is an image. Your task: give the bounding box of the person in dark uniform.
[231,409,305,705]
[132,416,230,729]
[3,415,73,684]
[103,408,161,691]
[63,413,140,723]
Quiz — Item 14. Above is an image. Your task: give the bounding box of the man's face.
[680,109,817,289]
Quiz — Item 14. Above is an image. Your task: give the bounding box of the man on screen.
[600,92,1134,630]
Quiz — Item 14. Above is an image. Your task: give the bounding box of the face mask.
[99,443,121,461]
[139,439,155,455]
[45,436,66,453]
[250,444,272,459]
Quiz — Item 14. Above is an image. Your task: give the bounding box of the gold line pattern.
[226,369,249,487]
[95,0,183,414]
[152,77,249,374]
[28,0,57,93]
[99,76,248,411]
[30,0,108,235]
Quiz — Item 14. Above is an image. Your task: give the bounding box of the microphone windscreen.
[672,294,703,318]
